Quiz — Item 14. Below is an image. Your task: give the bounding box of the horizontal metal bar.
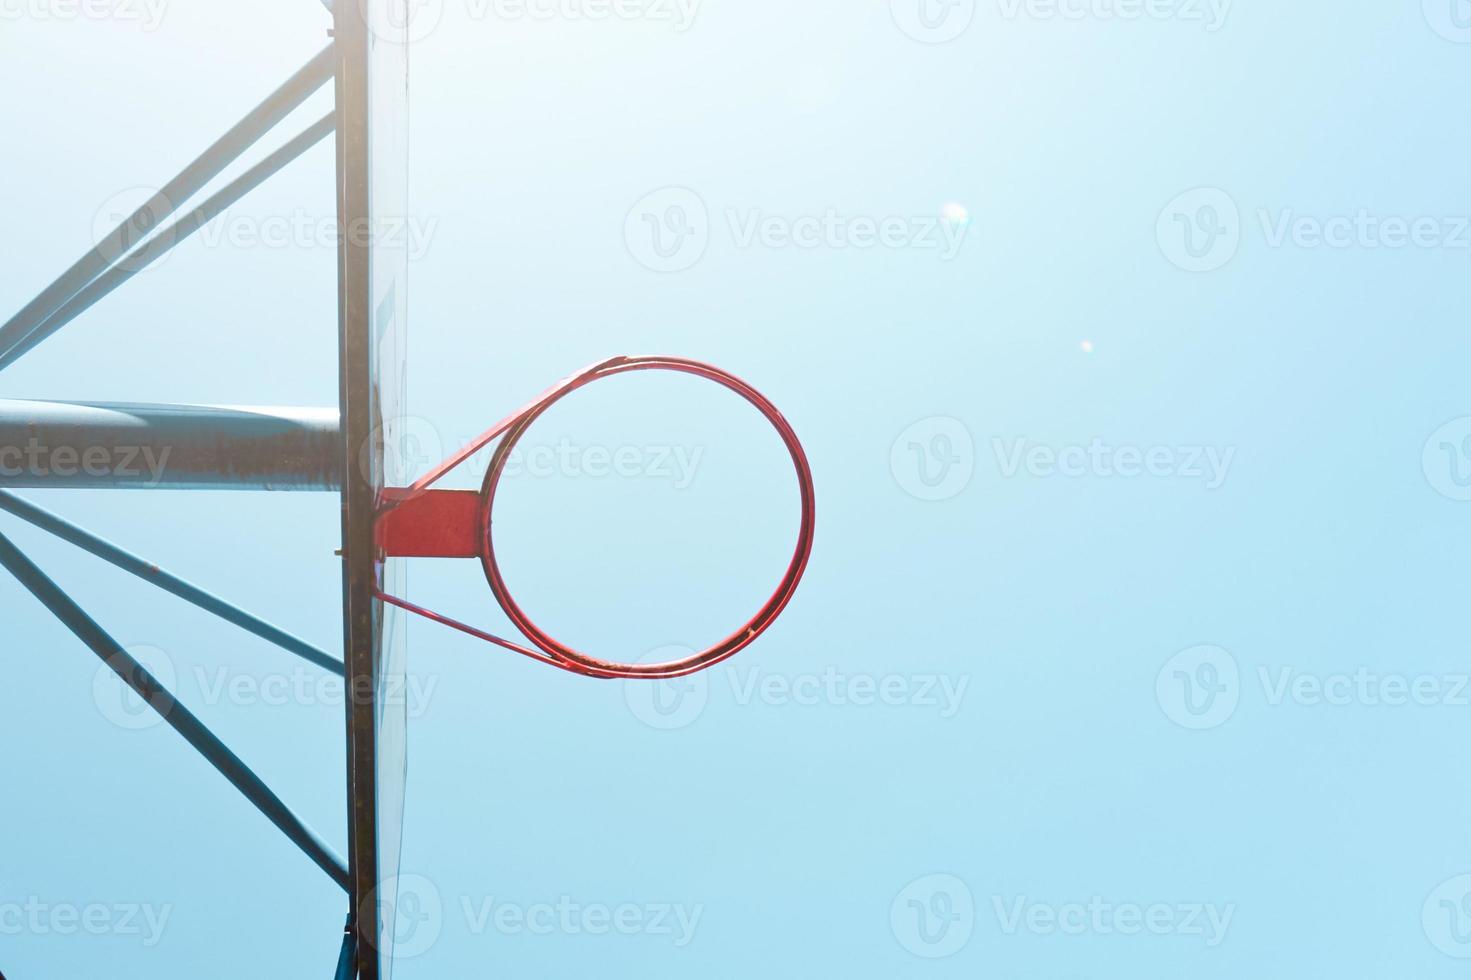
[0,44,336,372]
[0,401,341,490]
[1,113,337,370]
[0,530,349,891]
[0,490,342,675]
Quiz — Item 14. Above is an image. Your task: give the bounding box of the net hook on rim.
[373,355,816,680]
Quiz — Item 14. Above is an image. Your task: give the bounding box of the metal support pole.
[334,917,357,980]
[0,400,341,490]
[0,44,336,370]
[0,530,349,890]
[0,490,342,675]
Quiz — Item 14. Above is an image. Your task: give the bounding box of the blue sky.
[4,0,1471,976]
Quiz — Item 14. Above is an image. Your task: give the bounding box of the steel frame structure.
[0,14,815,980]
[0,36,364,976]
[0,29,413,974]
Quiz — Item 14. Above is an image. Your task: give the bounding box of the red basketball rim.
[477,355,816,680]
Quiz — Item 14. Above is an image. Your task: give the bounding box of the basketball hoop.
[0,8,819,970]
[374,355,816,680]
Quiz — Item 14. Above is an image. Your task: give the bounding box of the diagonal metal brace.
[0,44,336,371]
[0,490,342,675]
[1,112,337,369]
[0,530,349,891]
